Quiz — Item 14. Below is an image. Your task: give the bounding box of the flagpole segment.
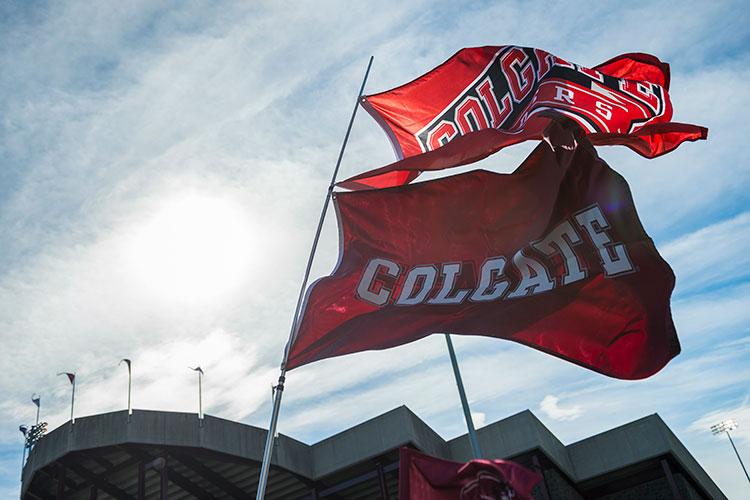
[444,333,482,458]
[32,394,40,425]
[189,366,204,425]
[19,426,28,482]
[255,55,374,500]
[120,359,132,421]
[70,376,76,426]
[128,368,132,419]
[282,54,375,359]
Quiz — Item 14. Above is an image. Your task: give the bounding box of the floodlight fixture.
[711,419,738,435]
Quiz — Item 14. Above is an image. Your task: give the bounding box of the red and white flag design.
[286,122,680,379]
[346,46,706,190]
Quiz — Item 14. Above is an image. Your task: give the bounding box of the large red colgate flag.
[349,46,706,190]
[399,448,541,500]
[286,123,680,378]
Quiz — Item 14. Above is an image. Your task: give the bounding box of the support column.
[137,462,145,500]
[159,456,168,500]
[660,458,683,500]
[56,464,66,500]
[376,463,390,500]
[89,485,98,500]
[532,454,551,500]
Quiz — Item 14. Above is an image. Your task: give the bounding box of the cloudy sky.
[1,0,748,497]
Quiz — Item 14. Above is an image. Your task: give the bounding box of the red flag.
[399,447,542,500]
[350,46,706,190]
[58,372,75,384]
[287,122,679,379]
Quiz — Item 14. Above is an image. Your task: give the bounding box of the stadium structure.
[21,406,725,499]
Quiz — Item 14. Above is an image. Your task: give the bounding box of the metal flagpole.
[71,376,76,424]
[190,366,204,425]
[32,394,40,425]
[120,359,132,421]
[444,334,483,458]
[58,372,76,425]
[255,55,374,500]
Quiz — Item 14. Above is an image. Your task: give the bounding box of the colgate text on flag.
[286,123,680,379]
[349,46,706,189]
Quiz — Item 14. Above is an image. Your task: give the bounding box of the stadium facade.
[21,406,725,499]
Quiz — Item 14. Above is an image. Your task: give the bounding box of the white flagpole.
[31,394,40,425]
[120,359,132,421]
[254,55,373,500]
[57,372,75,425]
[70,376,76,425]
[190,366,204,425]
[444,334,483,457]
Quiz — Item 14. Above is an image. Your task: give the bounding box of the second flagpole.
[254,55,374,500]
[444,333,483,458]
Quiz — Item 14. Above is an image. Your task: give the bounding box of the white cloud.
[471,411,486,429]
[662,212,750,295]
[539,395,583,422]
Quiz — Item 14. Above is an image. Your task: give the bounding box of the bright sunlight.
[126,193,254,305]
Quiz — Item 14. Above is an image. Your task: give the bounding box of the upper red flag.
[286,123,680,379]
[350,46,706,190]
[399,447,541,500]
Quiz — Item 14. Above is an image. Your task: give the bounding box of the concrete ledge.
[311,406,449,478]
[22,409,312,492]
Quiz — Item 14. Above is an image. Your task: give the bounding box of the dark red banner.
[287,123,679,378]
[399,447,542,500]
[350,46,706,190]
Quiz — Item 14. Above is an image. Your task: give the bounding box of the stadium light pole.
[711,419,750,484]
[120,359,132,421]
[19,425,28,482]
[189,366,204,425]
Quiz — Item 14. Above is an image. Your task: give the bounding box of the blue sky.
[1,0,749,498]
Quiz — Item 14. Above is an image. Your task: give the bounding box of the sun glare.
[127,194,254,305]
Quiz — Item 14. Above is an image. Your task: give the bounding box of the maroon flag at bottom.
[399,447,542,500]
[287,122,680,379]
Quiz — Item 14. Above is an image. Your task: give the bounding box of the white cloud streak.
[662,211,750,295]
[539,395,583,421]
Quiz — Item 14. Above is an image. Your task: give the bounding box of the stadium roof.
[21,406,725,499]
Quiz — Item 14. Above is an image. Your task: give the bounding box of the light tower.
[711,419,750,484]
